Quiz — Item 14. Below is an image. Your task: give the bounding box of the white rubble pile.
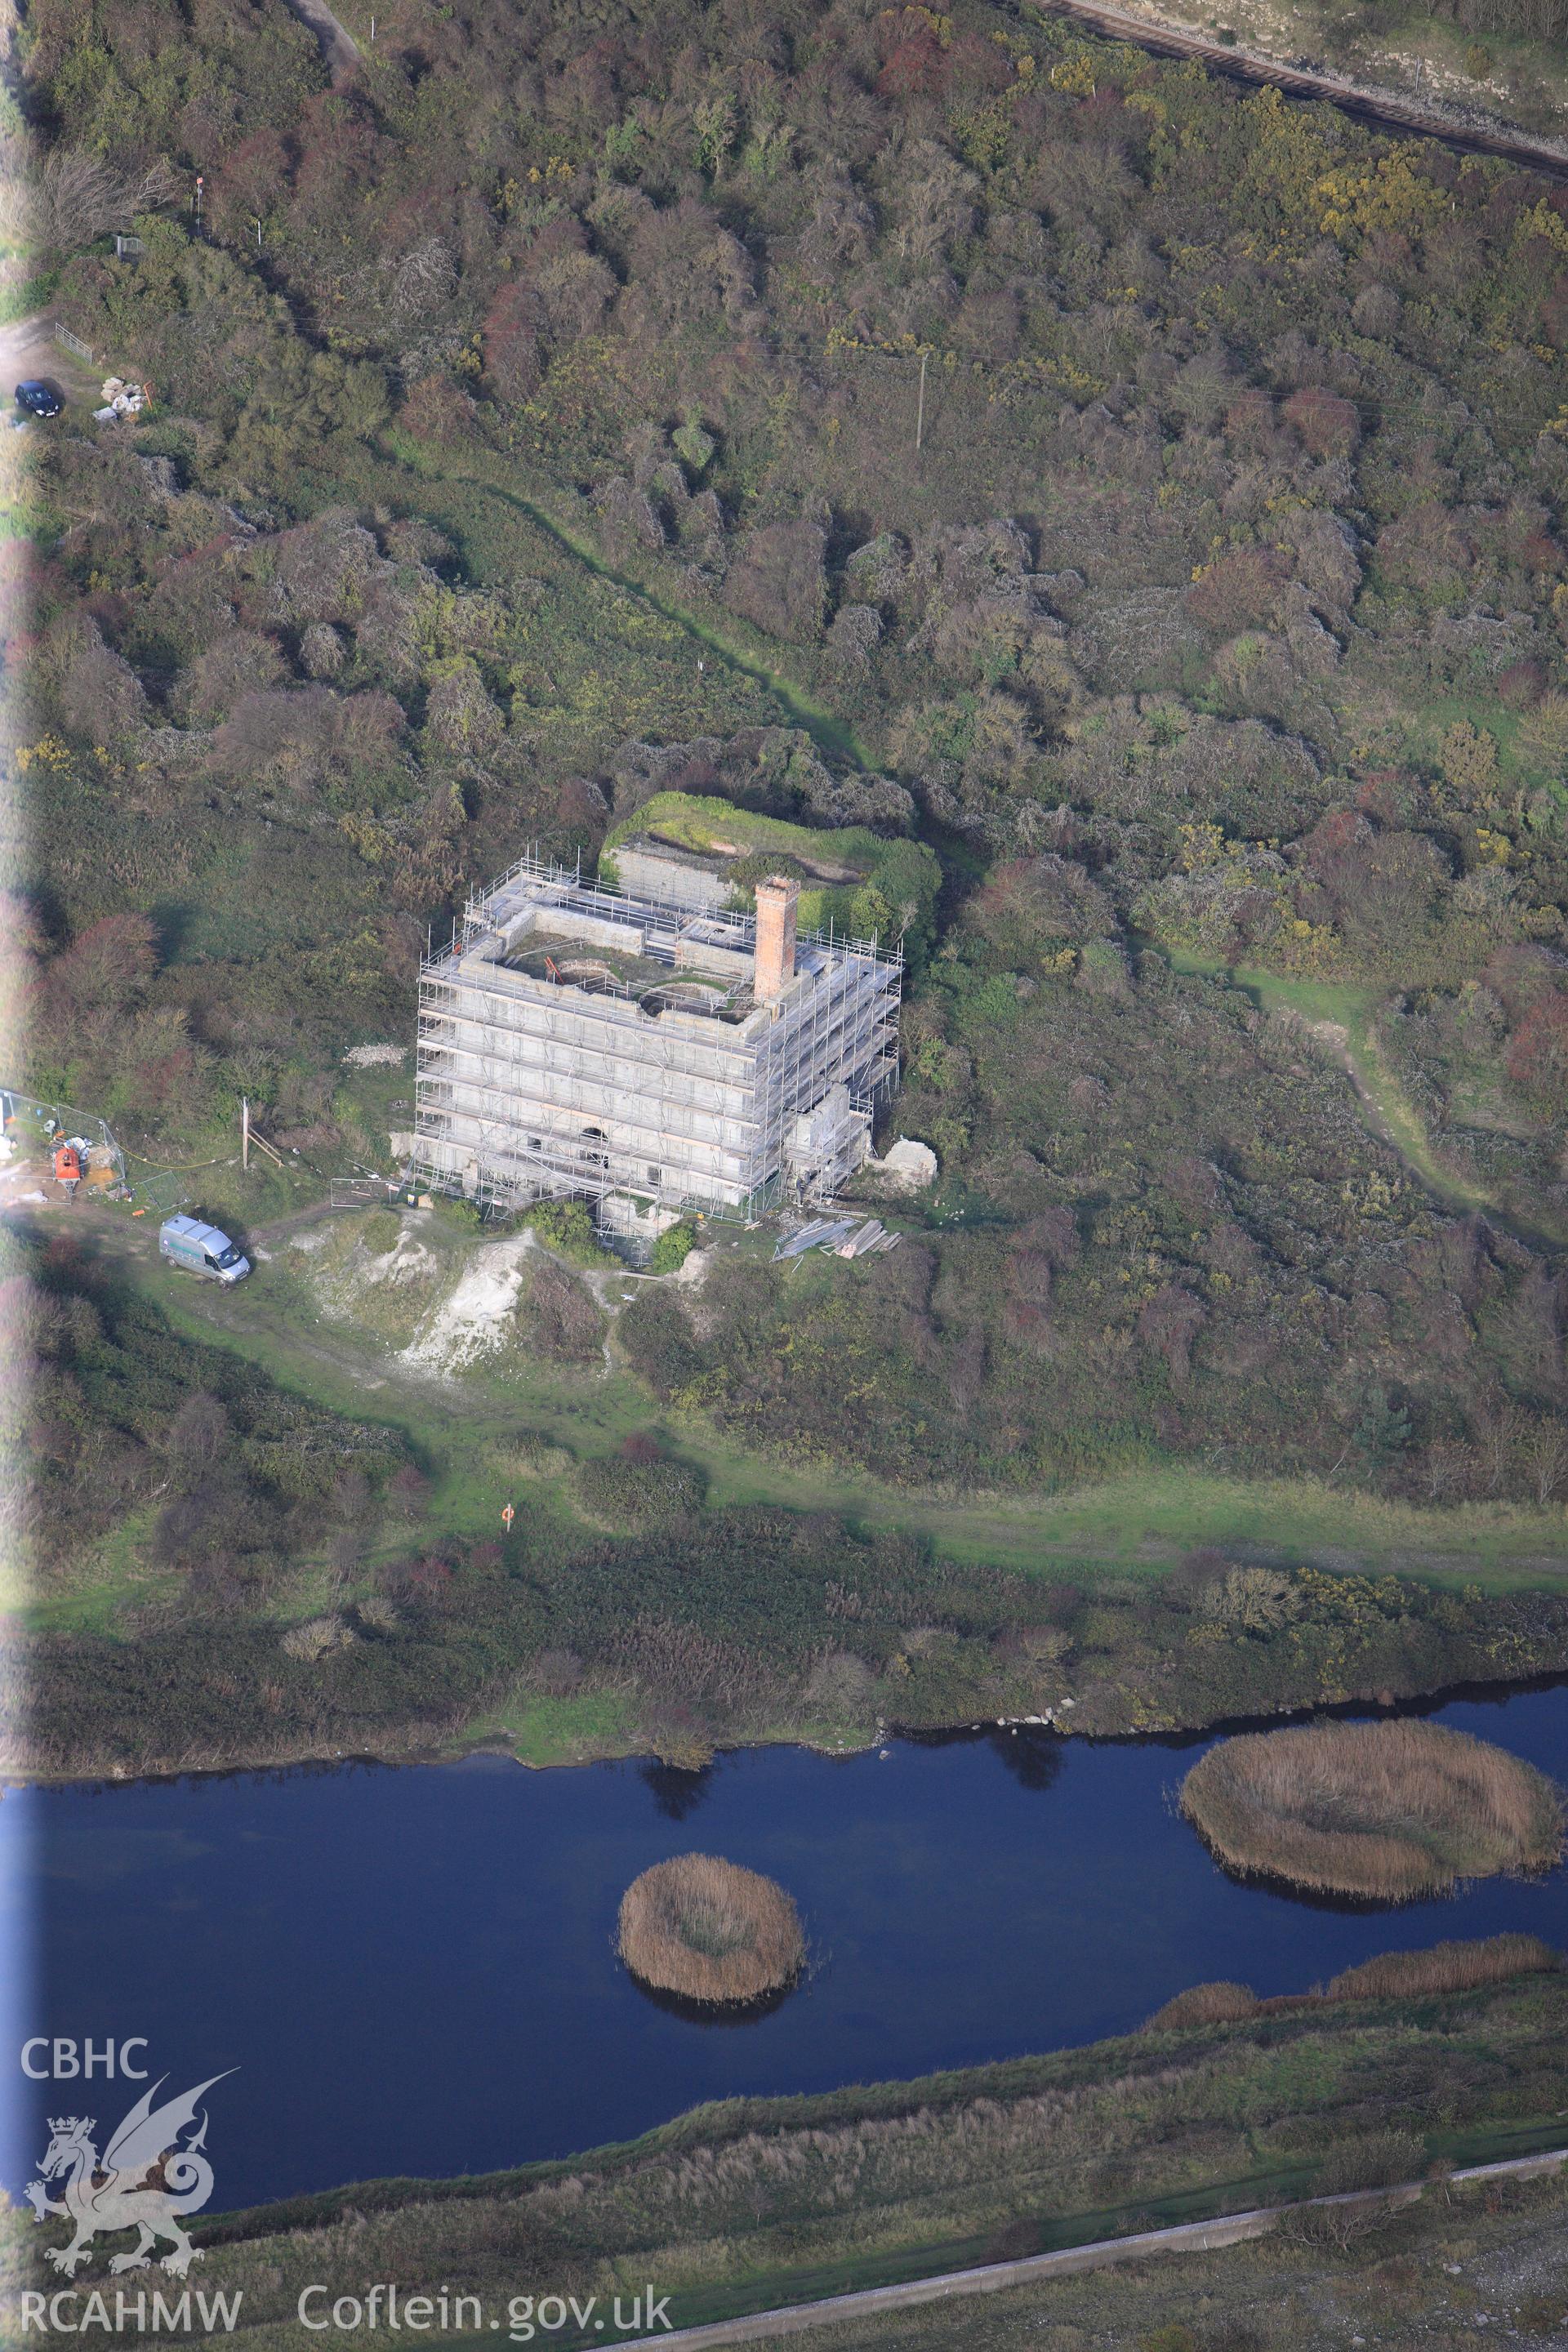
[402,1234,535,1373]
[360,1227,438,1288]
[870,1137,938,1191]
[93,376,148,421]
[341,1043,407,1067]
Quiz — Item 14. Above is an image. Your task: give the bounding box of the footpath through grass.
[1233,969,1489,1208]
[64,1206,1568,1604]
[470,2115,1568,2349]
[1156,948,1568,1248]
[391,436,875,770]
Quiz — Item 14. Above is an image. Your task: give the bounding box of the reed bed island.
[1181,1719,1563,1901]
[617,1854,805,2005]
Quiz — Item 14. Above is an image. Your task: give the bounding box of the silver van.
[159,1214,251,1285]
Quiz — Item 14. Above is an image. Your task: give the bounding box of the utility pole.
[242,1096,250,1172]
[915,347,929,454]
[194,175,203,234]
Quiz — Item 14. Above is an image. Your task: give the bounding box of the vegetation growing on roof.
[604,791,942,955]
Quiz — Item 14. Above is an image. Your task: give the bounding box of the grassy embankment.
[16,1940,1567,2350]
[391,439,878,772]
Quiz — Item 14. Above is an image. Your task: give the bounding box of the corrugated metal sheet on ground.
[774,1218,855,1259]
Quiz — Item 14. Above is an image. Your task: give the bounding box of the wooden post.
[242,1096,249,1171]
[915,349,929,454]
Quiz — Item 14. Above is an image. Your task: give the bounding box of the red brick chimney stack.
[753,875,800,1003]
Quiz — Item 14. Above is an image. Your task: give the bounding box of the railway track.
[1027,0,1568,180]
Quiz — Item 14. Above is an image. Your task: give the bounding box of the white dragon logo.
[25,2074,234,2278]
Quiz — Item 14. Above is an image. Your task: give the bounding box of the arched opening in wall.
[517,951,619,992]
[580,1127,609,1174]
[557,960,617,992]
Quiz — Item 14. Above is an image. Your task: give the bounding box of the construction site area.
[413,840,902,1234]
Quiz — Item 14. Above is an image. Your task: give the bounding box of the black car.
[15,380,63,417]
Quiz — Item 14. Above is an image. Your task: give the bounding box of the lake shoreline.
[12,1661,1568,1796]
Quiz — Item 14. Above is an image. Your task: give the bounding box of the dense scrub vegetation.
[627,945,1568,1494]
[12,0,1568,1535]
[6,1227,408,1615]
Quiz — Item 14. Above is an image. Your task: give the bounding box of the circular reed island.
[617,1854,805,2006]
[1181,1718,1563,1902]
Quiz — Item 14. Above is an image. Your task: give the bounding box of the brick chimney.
[753,875,800,1004]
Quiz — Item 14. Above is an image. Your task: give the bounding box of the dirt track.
[1031,0,1568,179]
[0,313,64,385]
[280,0,360,78]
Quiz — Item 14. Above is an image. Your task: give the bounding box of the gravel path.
[621,2149,1568,2349]
[281,0,360,78]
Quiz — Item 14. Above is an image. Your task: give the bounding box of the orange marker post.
[501,1502,515,1534]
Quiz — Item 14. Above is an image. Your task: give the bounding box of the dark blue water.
[7,1683,1568,2212]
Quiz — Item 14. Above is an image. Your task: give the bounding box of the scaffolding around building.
[413,847,901,1223]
